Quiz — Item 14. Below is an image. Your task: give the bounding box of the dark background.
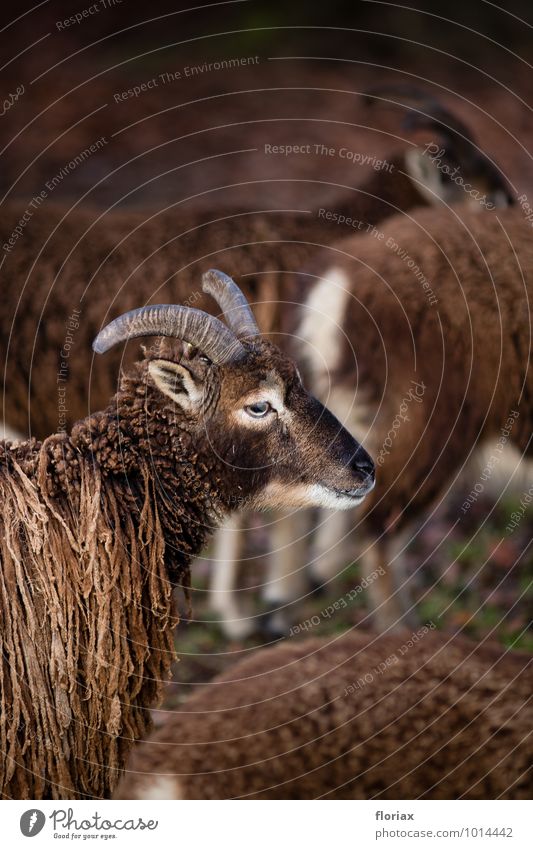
[3,1,533,207]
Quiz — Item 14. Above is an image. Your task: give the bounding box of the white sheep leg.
[362,532,417,631]
[308,509,417,631]
[260,508,310,636]
[209,513,254,640]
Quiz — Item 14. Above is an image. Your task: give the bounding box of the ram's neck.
[69,392,227,570]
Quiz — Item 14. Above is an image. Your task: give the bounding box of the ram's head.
[93,270,375,511]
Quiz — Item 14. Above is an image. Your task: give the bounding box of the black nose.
[351,447,375,482]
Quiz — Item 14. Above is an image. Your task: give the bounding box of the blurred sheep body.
[211,199,531,638]
[116,629,533,800]
[0,272,374,799]
[0,89,510,439]
[291,204,533,627]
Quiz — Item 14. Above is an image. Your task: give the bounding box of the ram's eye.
[245,401,272,418]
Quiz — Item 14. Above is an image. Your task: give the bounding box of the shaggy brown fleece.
[116,630,533,800]
[0,323,371,798]
[0,437,179,799]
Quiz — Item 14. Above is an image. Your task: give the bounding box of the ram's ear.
[148,358,204,412]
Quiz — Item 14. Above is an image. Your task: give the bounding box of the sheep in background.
[364,84,513,211]
[0,270,374,799]
[0,89,511,440]
[211,201,527,638]
[289,203,533,629]
[203,87,517,638]
[115,629,533,800]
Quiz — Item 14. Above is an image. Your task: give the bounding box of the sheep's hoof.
[306,563,331,597]
[258,608,290,640]
[307,575,327,598]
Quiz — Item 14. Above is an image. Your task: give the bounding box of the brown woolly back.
[116,631,532,800]
[0,441,179,799]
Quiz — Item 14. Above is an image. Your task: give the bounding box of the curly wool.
[0,333,312,799]
[0,438,180,799]
[116,630,533,800]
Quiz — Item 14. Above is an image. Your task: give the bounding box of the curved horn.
[202,269,260,339]
[93,304,245,364]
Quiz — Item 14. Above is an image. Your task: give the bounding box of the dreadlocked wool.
[0,284,370,800]
[0,437,180,799]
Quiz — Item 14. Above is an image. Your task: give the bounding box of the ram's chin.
[252,481,366,511]
[306,484,366,510]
